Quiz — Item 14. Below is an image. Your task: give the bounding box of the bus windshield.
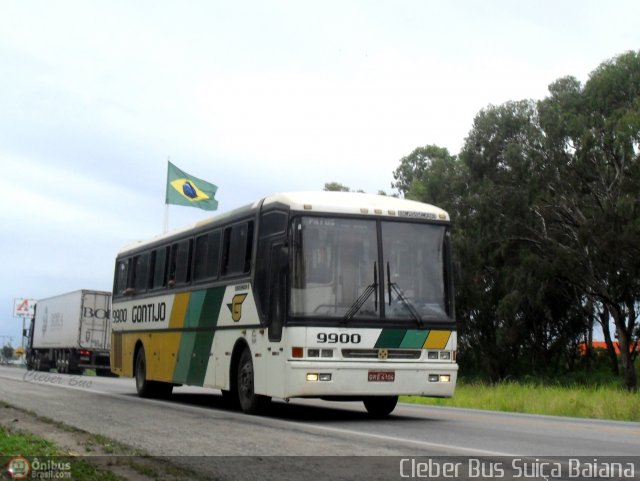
[291,216,449,322]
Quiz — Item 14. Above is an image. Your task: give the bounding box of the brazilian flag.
[165,161,218,211]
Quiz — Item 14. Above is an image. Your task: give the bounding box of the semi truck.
[26,290,112,376]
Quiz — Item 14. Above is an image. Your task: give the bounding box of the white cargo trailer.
[26,290,112,375]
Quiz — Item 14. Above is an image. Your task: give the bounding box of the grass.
[402,381,640,421]
[0,425,60,456]
[0,403,210,481]
[0,425,121,481]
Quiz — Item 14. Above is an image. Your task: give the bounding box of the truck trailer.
[26,290,112,376]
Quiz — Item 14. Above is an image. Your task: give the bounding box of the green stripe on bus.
[186,287,225,385]
[173,331,196,384]
[173,288,225,385]
[173,290,206,383]
[374,329,406,348]
[399,329,429,349]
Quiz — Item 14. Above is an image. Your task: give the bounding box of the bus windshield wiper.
[341,263,378,325]
[387,262,423,327]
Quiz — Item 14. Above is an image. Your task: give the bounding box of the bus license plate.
[368,371,395,382]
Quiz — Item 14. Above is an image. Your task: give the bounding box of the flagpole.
[164,157,170,234]
[163,203,169,234]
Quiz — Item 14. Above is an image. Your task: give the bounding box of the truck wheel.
[60,352,67,374]
[236,348,270,414]
[135,347,172,398]
[35,354,47,372]
[363,395,398,417]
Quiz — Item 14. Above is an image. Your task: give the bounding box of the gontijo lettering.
[132,302,166,323]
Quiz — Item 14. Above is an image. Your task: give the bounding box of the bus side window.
[133,253,149,293]
[206,231,221,279]
[194,230,221,282]
[169,239,193,287]
[221,221,254,277]
[114,259,129,296]
[151,246,169,289]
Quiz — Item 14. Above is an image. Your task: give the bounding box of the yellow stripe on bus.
[423,330,451,349]
[170,292,190,328]
[146,292,191,382]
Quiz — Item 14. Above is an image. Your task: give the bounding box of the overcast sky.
[1,1,638,345]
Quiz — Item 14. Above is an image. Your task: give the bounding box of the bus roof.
[118,191,449,255]
[264,191,449,219]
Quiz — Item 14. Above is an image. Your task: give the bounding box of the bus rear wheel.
[135,347,172,399]
[363,395,398,417]
[236,348,270,414]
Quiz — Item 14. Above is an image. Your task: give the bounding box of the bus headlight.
[306,373,332,382]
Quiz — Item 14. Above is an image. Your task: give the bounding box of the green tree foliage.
[323,182,351,192]
[537,51,640,390]
[394,51,640,389]
[1,345,14,361]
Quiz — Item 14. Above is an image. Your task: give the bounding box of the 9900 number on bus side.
[317,333,361,344]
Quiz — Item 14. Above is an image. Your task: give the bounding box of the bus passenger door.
[266,241,287,397]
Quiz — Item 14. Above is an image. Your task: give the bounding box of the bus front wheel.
[363,395,398,417]
[236,348,270,414]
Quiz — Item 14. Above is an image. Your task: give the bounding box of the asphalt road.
[1,365,639,480]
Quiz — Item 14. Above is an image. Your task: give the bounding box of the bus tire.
[221,389,239,409]
[135,347,151,397]
[135,347,173,399]
[236,348,270,414]
[363,395,398,417]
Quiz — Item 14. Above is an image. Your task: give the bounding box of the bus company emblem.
[378,349,389,360]
[227,294,248,322]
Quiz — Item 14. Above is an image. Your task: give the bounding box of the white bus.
[110,191,457,416]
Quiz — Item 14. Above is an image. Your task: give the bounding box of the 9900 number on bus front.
[317,333,361,344]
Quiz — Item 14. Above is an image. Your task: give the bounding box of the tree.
[323,182,351,192]
[2,345,14,361]
[392,145,460,210]
[537,51,640,390]
[455,101,586,380]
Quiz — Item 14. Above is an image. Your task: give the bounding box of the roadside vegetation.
[0,425,120,481]
[0,403,209,481]
[402,381,640,422]
[403,354,640,421]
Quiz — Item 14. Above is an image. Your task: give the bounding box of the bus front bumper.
[284,361,458,399]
